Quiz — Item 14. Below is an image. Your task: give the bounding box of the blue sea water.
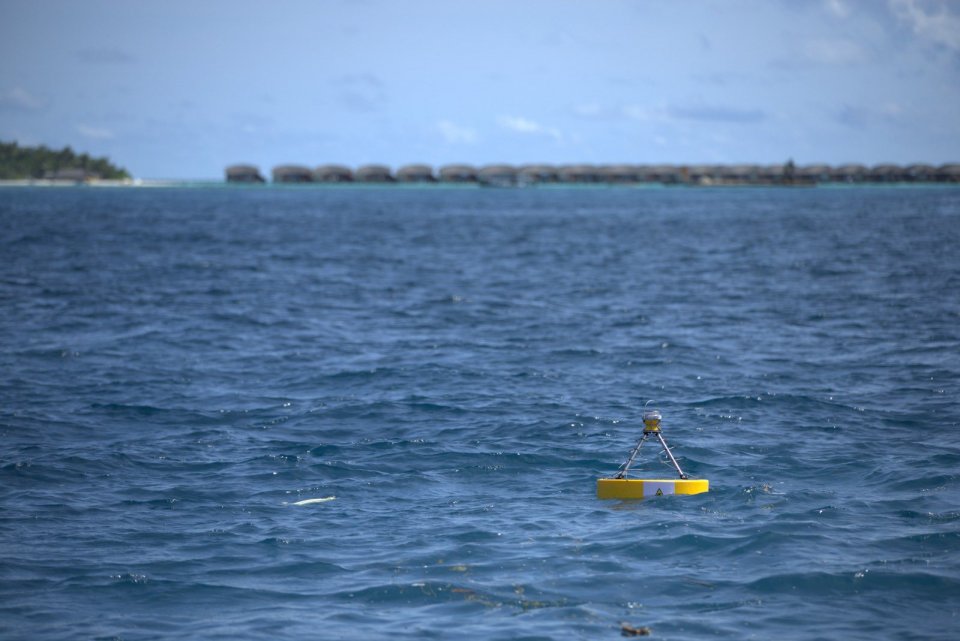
[1,185,959,641]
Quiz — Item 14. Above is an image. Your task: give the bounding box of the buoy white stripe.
[645,481,675,496]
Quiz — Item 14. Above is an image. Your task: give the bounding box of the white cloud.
[0,87,46,111]
[77,124,115,140]
[573,103,604,118]
[622,104,665,122]
[497,115,562,141]
[335,74,386,113]
[880,102,904,117]
[499,115,540,133]
[436,120,477,144]
[890,0,960,51]
[623,102,765,124]
[836,101,907,128]
[801,37,867,64]
[824,0,851,18]
[77,48,136,64]
[670,103,766,123]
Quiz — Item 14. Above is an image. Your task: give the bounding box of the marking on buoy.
[655,488,664,496]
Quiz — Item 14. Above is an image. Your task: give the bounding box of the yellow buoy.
[597,478,709,499]
[597,404,709,499]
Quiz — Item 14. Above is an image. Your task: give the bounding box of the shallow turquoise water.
[1,186,959,640]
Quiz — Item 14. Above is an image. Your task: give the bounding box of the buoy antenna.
[615,402,687,480]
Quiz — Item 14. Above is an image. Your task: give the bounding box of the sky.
[1,0,959,179]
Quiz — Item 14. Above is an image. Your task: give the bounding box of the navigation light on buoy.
[642,407,661,433]
[597,404,708,499]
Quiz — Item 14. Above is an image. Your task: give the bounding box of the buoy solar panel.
[597,405,708,499]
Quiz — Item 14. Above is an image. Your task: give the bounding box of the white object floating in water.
[290,496,336,506]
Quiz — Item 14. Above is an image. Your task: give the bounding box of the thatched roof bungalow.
[869,164,906,183]
[643,165,682,183]
[831,164,868,183]
[935,164,960,182]
[478,164,517,187]
[44,168,100,183]
[517,164,558,185]
[602,165,642,183]
[313,164,353,182]
[355,164,394,183]
[272,165,313,183]
[395,164,436,183]
[798,164,831,183]
[438,164,478,183]
[756,164,786,184]
[905,164,936,182]
[685,165,722,184]
[631,165,654,182]
[226,164,265,183]
[718,164,760,184]
[557,164,601,183]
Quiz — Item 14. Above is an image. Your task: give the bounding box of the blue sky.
[2,0,958,179]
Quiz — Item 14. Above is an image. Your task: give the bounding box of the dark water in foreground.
[1,186,959,640]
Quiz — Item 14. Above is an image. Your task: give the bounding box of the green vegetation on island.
[0,140,130,181]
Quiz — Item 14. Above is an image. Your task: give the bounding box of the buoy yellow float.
[597,405,708,499]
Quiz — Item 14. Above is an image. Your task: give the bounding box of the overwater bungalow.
[272,165,312,183]
[438,164,478,183]
[936,164,960,182]
[631,165,654,183]
[313,164,354,182]
[355,164,394,182]
[43,168,100,183]
[756,164,787,184]
[517,164,559,185]
[226,164,265,183]
[869,164,906,183]
[557,164,601,183]
[478,164,517,187]
[718,164,760,184]
[685,164,721,185]
[643,165,682,184]
[395,164,436,183]
[798,164,832,183]
[831,164,868,183]
[603,164,642,184]
[905,164,936,182]
[228,160,959,187]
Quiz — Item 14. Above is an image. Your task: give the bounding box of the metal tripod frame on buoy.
[615,407,687,480]
[596,404,708,499]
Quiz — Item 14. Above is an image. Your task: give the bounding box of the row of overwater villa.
[226,162,960,186]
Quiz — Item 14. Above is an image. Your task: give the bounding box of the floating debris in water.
[290,496,336,506]
[621,622,652,636]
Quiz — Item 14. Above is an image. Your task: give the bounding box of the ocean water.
[1,185,958,641]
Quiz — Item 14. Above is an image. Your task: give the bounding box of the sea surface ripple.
[1,186,959,640]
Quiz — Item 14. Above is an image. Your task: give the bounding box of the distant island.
[0,141,130,182]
